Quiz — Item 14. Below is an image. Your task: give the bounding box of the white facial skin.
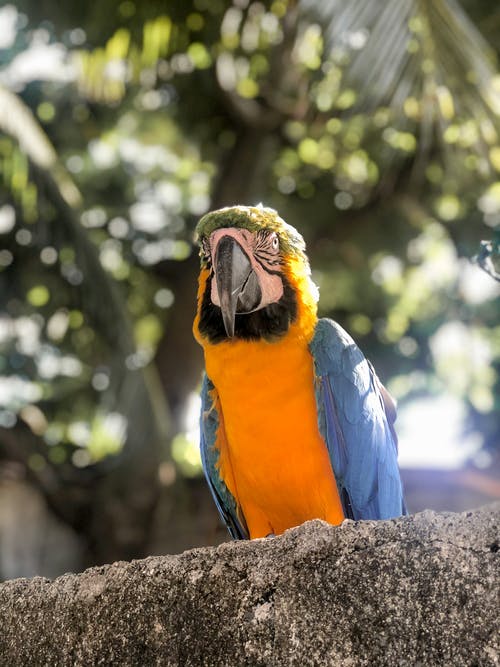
[209,227,284,312]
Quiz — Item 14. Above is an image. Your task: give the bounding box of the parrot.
[193,204,406,539]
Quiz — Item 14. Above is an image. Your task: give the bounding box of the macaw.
[193,205,406,539]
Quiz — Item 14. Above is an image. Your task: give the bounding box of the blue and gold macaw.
[193,205,406,539]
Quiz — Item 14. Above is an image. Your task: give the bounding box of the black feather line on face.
[198,272,298,343]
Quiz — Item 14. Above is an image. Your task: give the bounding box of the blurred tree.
[0,83,165,564]
[1,0,499,572]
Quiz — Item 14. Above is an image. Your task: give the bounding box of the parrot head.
[194,205,319,343]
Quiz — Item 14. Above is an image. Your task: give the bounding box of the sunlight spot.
[403,97,419,119]
[130,201,167,233]
[87,412,128,460]
[398,395,481,469]
[158,461,176,486]
[436,85,455,120]
[108,217,129,238]
[348,313,372,335]
[81,207,107,228]
[435,194,461,221]
[346,29,368,50]
[154,288,174,309]
[277,175,296,194]
[47,309,69,341]
[344,153,369,182]
[37,351,82,379]
[156,181,182,210]
[0,250,13,267]
[69,28,86,45]
[171,392,202,476]
[334,191,353,210]
[0,410,16,428]
[12,315,41,354]
[371,255,403,286]
[70,430,89,457]
[397,336,418,357]
[298,138,319,164]
[478,182,500,215]
[92,371,110,392]
[66,155,84,174]
[19,404,47,435]
[458,259,500,304]
[0,40,75,90]
[37,101,55,122]
[16,229,32,245]
[89,139,117,169]
[0,205,16,234]
[336,89,356,109]
[27,285,50,307]
[72,449,91,468]
[0,376,43,408]
[100,240,123,273]
[189,193,210,216]
[0,5,17,50]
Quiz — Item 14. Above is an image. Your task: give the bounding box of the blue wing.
[200,373,249,539]
[310,318,407,520]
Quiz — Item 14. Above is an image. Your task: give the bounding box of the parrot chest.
[204,337,344,537]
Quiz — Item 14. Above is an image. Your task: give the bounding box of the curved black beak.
[215,235,261,337]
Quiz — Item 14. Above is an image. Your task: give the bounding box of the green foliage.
[1,0,499,476]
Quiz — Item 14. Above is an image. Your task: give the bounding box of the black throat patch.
[198,273,298,343]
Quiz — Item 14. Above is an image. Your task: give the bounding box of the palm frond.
[300,0,500,114]
[300,0,500,182]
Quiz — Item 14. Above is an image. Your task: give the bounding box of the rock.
[0,504,498,666]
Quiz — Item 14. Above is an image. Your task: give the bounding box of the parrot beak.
[215,235,261,338]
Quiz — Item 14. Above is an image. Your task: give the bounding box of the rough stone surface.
[0,504,498,666]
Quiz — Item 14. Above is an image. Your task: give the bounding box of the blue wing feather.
[310,318,406,520]
[200,374,249,539]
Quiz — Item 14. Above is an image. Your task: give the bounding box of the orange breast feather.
[195,261,344,538]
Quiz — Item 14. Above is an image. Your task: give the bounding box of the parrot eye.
[254,229,281,267]
[269,233,279,252]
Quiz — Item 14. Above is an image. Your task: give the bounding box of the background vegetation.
[0,0,499,578]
